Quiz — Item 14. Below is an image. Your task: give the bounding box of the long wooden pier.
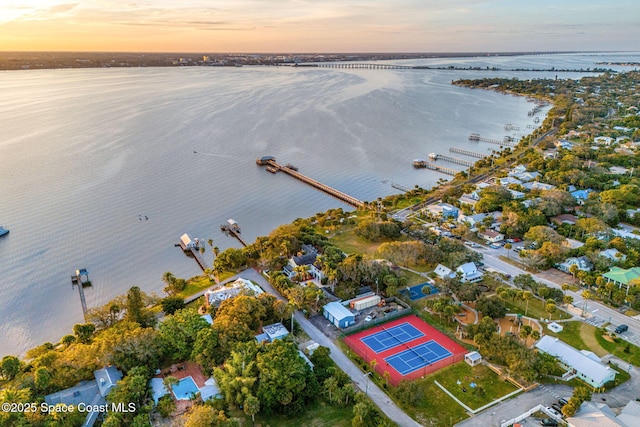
[422,162,458,176]
[71,269,90,321]
[428,153,474,167]
[468,133,515,147]
[257,157,364,208]
[449,147,487,159]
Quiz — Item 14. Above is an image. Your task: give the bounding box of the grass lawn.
[399,269,430,286]
[327,226,385,256]
[498,296,571,321]
[178,276,216,298]
[543,321,602,353]
[250,401,354,427]
[391,362,517,426]
[433,363,518,410]
[595,332,640,366]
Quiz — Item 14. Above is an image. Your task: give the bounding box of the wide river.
[0,52,637,356]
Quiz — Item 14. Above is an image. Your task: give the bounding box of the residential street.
[478,248,640,347]
[242,268,422,427]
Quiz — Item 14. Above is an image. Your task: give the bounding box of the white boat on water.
[0,226,8,237]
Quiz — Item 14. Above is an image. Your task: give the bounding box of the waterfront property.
[203,277,263,306]
[535,336,616,388]
[283,244,325,283]
[424,202,459,219]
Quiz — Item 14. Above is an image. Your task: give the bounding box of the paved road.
[478,248,640,347]
[455,384,572,427]
[242,268,421,427]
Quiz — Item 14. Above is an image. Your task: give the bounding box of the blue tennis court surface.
[361,323,424,353]
[400,282,439,301]
[384,340,452,375]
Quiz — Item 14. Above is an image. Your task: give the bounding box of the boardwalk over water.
[257,157,364,208]
[468,133,516,147]
[178,241,208,272]
[429,153,474,167]
[449,147,488,159]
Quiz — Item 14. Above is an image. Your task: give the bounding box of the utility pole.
[364,371,373,396]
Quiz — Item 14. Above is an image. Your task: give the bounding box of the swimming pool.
[172,376,199,400]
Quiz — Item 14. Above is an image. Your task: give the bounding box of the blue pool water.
[172,376,199,400]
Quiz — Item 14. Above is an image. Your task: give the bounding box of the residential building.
[551,214,578,226]
[599,248,627,263]
[522,181,557,191]
[594,136,614,146]
[456,262,483,283]
[566,401,623,427]
[557,256,593,273]
[602,266,640,295]
[283,244,325,282]
[457,213,487,230]
[535,336,616,388]
[570,189,594,205]
[424,202,459,219]
[45,366,123,427]
[323,302,355,328]
[477,229,504,243]
[204,278,263,306]
[434,264,455,280]
[256,322,289,343]
[458,194,479,209]
[464,351,482,367]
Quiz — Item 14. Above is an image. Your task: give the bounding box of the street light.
[364,371,373,396]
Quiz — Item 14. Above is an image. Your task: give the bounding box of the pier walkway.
[449,147,487,159]
[178,241,208,272]
[468,133,516,147]
[257,157,364,208]
[429,153,474,167]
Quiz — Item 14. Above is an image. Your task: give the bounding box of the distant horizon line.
[0,49,627,56]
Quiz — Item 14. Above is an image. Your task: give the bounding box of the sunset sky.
[1,0,638,52]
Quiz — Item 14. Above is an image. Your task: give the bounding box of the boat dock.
[71,268,91,321]
[428,153,474,167]
[220,219,247,247]
[256,156,364,208]
[468,133,516,147]
[449,147,487,159]
[391,182,411,192]
[177,234,207,272]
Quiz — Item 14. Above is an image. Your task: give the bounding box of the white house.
[204,278,263,306]
[456,262,483,283]
[283,244,325,282]
[535,336,616,388]
[523,181,557,191]
[457,213,487,230]
[478,229,504,243]
[434,264,455,280]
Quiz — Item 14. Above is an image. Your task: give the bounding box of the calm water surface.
[1,52,638,356]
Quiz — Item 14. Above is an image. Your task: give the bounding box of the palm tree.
[581,289,593,317]
[522,291,532,316]
[163,376,179,394]
[504,242,512,258]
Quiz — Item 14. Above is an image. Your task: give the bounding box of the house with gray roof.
[45,366,123,427]
[557,256,593,273]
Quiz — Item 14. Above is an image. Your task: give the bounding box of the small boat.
[0,226,9,237]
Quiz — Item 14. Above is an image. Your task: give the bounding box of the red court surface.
[344,314,466,385]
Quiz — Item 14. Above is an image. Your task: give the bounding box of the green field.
[498,295,571,321]
[391,362,518,426]
[596,332,640,366]
[250,401,354,427]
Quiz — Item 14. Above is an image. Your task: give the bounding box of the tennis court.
[344,315,466,385]
[400,282,438,301]
[361,323,424,353]
[384,340,452,375]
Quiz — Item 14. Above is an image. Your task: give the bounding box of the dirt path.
[579,322,608,357]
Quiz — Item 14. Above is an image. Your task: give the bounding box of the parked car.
[540,419,558,427]
[558,398,568,407]
[615,324,629,334]
[551,403,563,413]
[489,243,501,249]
